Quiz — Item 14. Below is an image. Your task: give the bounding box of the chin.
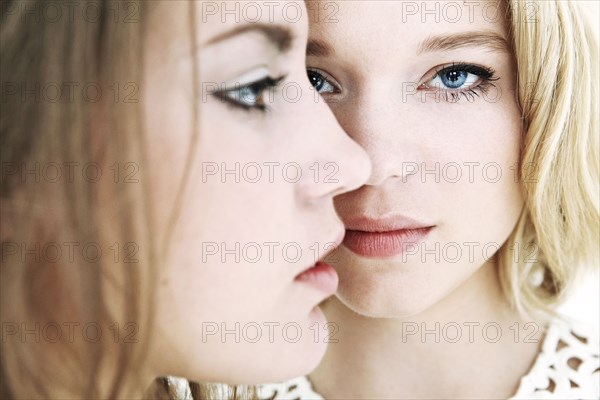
[336,289,440,319]
[251,307,330,382]
[334,269,453,319]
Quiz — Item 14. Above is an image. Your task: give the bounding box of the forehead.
[199,0,308,40]
[307,0,509,53]
[147,1,307,62]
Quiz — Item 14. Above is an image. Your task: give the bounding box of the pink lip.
[342,215,434,258]
[294,261,339,295]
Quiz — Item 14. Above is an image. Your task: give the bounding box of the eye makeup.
[212,75,287,113]
[418,62,500,103]
[306,62,500,104]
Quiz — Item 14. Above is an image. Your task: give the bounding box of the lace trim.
[259,376,323,400]
[510,319,599,399]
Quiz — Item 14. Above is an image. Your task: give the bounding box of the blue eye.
[428,68,479,90]
[214,76,285,112]
[420,63,498,102]
[439,70,469,89]
[226,85,263,108]
[307,69,337,94]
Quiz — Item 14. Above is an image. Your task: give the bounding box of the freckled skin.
[305,2,538,399]
[308,0,523,318]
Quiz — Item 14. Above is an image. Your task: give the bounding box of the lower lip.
[294,261,339,294]
[343,227,433,258]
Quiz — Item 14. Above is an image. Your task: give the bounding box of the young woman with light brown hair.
[0,0,371,398]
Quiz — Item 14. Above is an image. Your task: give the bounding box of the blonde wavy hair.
[498,0,599,319]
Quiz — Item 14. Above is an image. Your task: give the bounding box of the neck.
[309,261,545,399]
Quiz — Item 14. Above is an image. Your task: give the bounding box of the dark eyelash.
[431,63,499,103]
[213,75,286,113]
[435,63,497,81]
[307,68,341,94]
[443,82,494,102]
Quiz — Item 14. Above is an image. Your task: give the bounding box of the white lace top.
[258,319,600,400]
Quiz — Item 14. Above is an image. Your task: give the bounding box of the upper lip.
[344,214,434,232]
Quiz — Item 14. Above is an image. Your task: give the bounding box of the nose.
[332,94,415,188]
[295,82,371,202]
[364,141,405,187]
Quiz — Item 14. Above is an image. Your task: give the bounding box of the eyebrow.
[307,39,333,57]
[307,31,510,58]
[204,24,294,52]
[417,32,511,55]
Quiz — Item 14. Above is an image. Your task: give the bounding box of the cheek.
[143,52,196,253]
[154,109,304,317]
[332,101,524,318]
[428,98,524,248]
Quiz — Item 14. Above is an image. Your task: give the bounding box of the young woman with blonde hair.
[261,0,599,398]
[0,0,371,398]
